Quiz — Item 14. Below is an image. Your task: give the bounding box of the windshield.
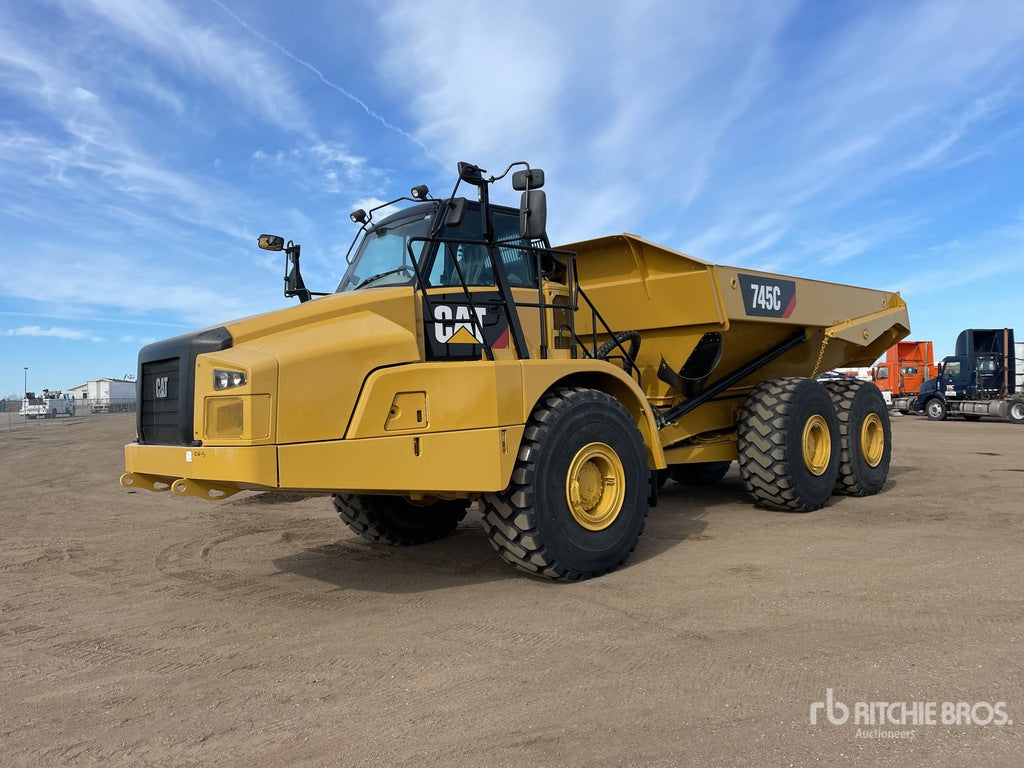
[337,202,538,293]
[337,211,434,292]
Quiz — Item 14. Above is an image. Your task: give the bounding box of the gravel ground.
[1,413,1021,767]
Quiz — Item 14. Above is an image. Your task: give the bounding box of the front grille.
[135,326,233,446]
[141,358,181,445]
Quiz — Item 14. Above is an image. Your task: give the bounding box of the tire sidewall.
[1009,398,1024,425]
[531,396,648,574]
[782,381,841,507]
[925,398,946,421]
[846,384,892,494]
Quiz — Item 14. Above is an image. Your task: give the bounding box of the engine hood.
[221,287,422,444]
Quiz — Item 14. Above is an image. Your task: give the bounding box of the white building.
[67,378,137,413]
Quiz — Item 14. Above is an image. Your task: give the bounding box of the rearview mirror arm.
[283,242,328,303]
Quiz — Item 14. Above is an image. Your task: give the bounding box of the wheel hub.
[566,442,625,531]
[801,414,831,476]
[860,412,885,467]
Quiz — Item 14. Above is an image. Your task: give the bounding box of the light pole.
[24,367,28,398]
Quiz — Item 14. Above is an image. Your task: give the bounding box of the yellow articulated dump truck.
[122,161,909,580]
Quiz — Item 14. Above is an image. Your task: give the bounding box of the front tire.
[737,377,840,512]
[481,387,649,580]
[821,379,891,496]
[333,494,468,546]
[924,397,947,421]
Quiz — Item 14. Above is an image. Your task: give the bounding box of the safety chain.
[810,333,831,378]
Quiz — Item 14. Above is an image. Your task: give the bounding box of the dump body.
[566,234,909,463]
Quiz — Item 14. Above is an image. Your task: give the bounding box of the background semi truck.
[912,328,1024,424]
[121,161,910,580]
[872,340,935,413]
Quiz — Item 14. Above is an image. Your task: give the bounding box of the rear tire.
[821,379,891,496]
[481,387,649,580]
[1008,397,1024,425]
[924,398,947,421]
[668,461,732,485]
[332,494,468,546]
[737,377,840,512]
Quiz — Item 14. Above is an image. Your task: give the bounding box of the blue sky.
[2,0,1023,398]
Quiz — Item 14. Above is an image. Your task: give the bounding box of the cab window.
[427,208,536,288]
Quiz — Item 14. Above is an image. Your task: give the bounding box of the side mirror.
[520,189,547,240]
[444,197,466,227]
[512,168,545,190]
[457,161,485,186]
[258,234,285,251]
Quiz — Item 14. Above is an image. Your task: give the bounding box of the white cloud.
[77,0,308,134]
[2,325,104,342]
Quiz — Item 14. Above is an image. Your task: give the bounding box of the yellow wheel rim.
[860,412,885,467]
[566,442,625,531]
[801,414,831,476]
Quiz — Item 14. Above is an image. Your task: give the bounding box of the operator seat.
[457,244,490,285]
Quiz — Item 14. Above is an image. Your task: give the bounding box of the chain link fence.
[0,398,136,431]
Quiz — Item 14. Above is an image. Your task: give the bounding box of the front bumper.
[122,425,525,500]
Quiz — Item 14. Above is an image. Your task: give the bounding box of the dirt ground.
[1,413,1021,767]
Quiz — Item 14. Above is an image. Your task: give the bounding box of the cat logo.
[433,304,487,345]
[155,376,169,399]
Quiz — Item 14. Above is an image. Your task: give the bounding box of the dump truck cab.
[124,160,911,580]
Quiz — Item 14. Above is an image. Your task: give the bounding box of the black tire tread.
[333,494,467,546]
[1007,396,1024,425]
[821,379,890,496]
[480,386,648,581]
[737,377,837,512]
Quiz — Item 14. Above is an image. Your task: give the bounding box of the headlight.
[213,369,247,390]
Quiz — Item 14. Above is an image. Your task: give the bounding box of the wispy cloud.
[211,0,443,166]
[2,325,104,342]
[78,0,307,134]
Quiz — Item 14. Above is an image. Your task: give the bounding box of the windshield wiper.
[354,266,415,290]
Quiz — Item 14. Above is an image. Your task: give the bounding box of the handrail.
[399,234,641,386]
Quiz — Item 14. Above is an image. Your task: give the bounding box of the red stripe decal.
[782,294,797,318]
